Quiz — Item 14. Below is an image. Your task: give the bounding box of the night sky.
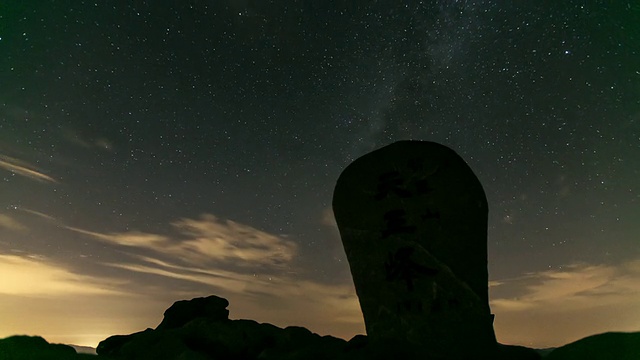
[1,1,639,349]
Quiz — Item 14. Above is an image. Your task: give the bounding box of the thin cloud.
[105,257,254,294]
[171,214,298,266]
[491,260,640,347]
[491,263,624,312]
[63,214,363,338]
[18,208,57,221]
[235,279,364,338]
[66,227,169,248]
[68,214,298,268]
[105,256,364,338]
[62,128,114,151]
[0,214,27,232]
[94,138,114,151]
[0,254,125,296]
[0,154,57,183]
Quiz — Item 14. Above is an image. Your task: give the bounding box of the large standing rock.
[332,140,497,358]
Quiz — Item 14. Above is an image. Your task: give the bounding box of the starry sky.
[1,0,639,349]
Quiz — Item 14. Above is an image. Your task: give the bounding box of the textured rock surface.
[332,140,497,358]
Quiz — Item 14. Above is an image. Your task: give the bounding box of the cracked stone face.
[332,140,496,357]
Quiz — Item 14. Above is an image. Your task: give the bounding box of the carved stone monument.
[332,140,497,358]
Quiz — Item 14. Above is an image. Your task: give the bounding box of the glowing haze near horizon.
[1,1,639,349]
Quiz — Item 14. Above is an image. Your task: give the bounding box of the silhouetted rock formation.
[96,295,351,360]
[156,295,230,330]
[333,140,497,358]
[0,335,93,359]
[545,331,640,360]
[81,140,640,359]
[96,294,545,359]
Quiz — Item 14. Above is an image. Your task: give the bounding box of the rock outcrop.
[0,335,92,360]
[95,294,544,359]
[156,295,230,330]
[332,140,497,358]
[96,295,351,360]
[545,331,640,360]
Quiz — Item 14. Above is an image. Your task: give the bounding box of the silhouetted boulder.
[156,295,230,330]
[96,296,352,360]
[545,332,640,360]
[332,140,497,358]
[0,335,91,360]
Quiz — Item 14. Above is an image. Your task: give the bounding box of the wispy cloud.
[0,154,57,183]
[62,213,363,338]
[171,214,298,266]
[104,256,253,294]
[68,214,298,269]
[66,227,169,248]
[18,207,57,221]
[62,128,114,151]
[0,214,27,232]
[491,260,640,347]
[106,256,363,337]
[491,262,638,312]
[0,254,124,296]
